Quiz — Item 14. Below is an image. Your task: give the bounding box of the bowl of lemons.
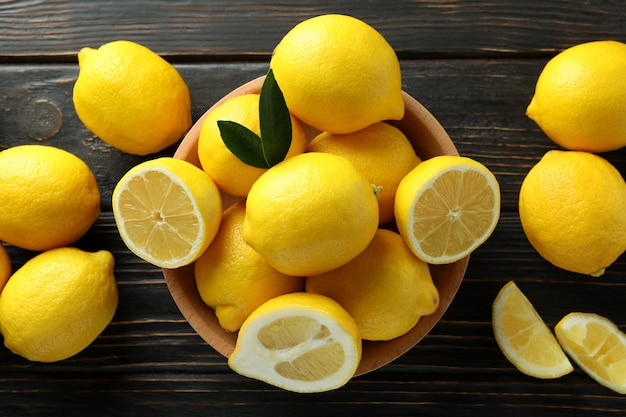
[158,14,500,393]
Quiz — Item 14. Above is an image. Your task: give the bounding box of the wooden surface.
[2,1,626,415]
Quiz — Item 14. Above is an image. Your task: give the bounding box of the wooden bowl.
[162,76,468,377]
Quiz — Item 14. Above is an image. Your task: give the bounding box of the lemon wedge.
[492,281,573,379]
[556,312,626,394]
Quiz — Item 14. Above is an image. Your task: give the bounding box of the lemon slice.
[394,155,500,264]
[555,312,626,394]
[228,292,362,393]
[492,281,573,379]
[112,157,222,269]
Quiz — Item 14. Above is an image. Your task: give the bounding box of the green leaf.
[217,121,269,168]
[259,69,292,167]
[217,68,293,169]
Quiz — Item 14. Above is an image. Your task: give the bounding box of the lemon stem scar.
[371,184,383,199]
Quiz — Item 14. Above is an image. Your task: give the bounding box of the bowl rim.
[163,75,469,376]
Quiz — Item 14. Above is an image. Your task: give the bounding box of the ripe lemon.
[0,244,10,293]
[394,155,500,264]
[0,247,118,362]
[73,40,192,155]
[518,150,626,276]
[228,292,362,393]
[555,312,626,394]
[270,14,404,134]
[307,122,420,224]
[112,157,222,269]
[306,229,438,341]
[492,281,573,379]
[0,145,100,252]
[243,152,379,276]
[195,200,304,332]
[198,93,307,197]
[526,40,626,152]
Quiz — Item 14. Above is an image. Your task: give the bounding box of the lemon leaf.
[218,69,292,169]
[259,69,292,167]
[217,121,268,169]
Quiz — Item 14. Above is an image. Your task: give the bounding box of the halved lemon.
[112,157,222,268]
[228,292,362,393]
[492,281,573,379]
[556,312,626,394]
[394,155,500,264]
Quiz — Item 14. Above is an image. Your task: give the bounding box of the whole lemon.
[0,145,100,251]
[307,122,420,224]
[526,40,626,152]
[0,244,10,293]
[519,150,626,276]
[0,247,118,362]
[73,40,192,155]
[195,200,304,332]
[270,14,404,134]
[198,93,307,197]
[306,229,439,341]
[243,152,379,276]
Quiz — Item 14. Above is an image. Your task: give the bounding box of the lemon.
[198,93,307,197]
[195,200,304,332]
[492,281,573,379]
[0,244,10,293]
[307,122,420,224]
[394,155,500,264]
[518,150,626,276]
[555,312,626,394]
[73,40,192,155]
[0,145,100,252]
[228,292,362,393]
[0,247,118,362]
[243,152,379,276]
[112,157,222,269]
[270,14,404,134]
[526,40,626,152]
[306,229,438,341]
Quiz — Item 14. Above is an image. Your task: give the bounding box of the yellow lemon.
[306,229,438,341]
[228,292,362,393]
[270,14,404,134]
[195,200,304,332]
[555,312,626,394]
[518,150,626,276]
[307,122,420,224]
[73,40,192,155]
[492,281,573,379]
[112,157,222,269]
[0,247,118,362]
[0,145,100,252]
[0,244,10,293]
[395,155,500,264]
[198,93,307,197]
[526,40,626,152]
[243,152,379,276]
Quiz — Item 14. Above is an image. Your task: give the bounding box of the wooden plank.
[1,0,625,59]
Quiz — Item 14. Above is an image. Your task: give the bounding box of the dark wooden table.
[2,1,626,415]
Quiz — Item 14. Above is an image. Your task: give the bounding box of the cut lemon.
[555,312,626,394]
[112,157,222,268]
[492,281,573,379]
[394,155,500,264]
[228,292,362,393]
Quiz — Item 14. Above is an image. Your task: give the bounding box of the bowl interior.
[163,76,468,376]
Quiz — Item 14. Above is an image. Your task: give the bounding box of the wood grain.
[1,0,625,60]
[1,1,626,415]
